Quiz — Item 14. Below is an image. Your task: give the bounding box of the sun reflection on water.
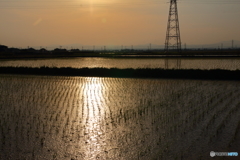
[82,77,107,159]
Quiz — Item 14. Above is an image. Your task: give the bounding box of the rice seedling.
[0,75,240,159]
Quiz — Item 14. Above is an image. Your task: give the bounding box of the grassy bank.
[0,67,240,80]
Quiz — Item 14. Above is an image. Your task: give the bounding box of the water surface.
[0,57,240,70]
[0,75,240,159]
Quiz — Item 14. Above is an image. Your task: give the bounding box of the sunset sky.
[0,0,240,49]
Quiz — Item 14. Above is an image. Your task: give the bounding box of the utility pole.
[232,40,234,49]
[165,0,181,53]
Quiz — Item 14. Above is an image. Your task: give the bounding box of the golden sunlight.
[81,77,107,158]
[82,0,117,7]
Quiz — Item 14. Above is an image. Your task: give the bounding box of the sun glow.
[85,0,118,10]
[81,77,108,159]
[88,0,117,5]
[83,0,117,13]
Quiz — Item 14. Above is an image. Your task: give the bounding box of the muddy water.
[1,57,240,70]
[0,75,240,159]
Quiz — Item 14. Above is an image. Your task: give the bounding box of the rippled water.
[1,57,240,70]
[0,75,240,159]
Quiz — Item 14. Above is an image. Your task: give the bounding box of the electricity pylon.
[165,0,181,53]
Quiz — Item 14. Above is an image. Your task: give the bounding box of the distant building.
[53,48,68,54]
[8,48,21,53]
[70,49,80,53]
[39,48,48,53]
[21,48,37,54]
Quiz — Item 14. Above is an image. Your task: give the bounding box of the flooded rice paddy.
[1,57,240,70]
[0,75,240,159]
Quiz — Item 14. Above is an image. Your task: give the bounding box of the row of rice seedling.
[166,81,240,159]
[1,74,240,159]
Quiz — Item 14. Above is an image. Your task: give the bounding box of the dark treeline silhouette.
[0,44,240,59]
[0,66,240,80]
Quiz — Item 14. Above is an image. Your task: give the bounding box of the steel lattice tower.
[165,0,181,52]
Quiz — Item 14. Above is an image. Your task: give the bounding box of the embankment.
[0,67,240,80]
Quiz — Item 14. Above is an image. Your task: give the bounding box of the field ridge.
[0,66,240,80]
